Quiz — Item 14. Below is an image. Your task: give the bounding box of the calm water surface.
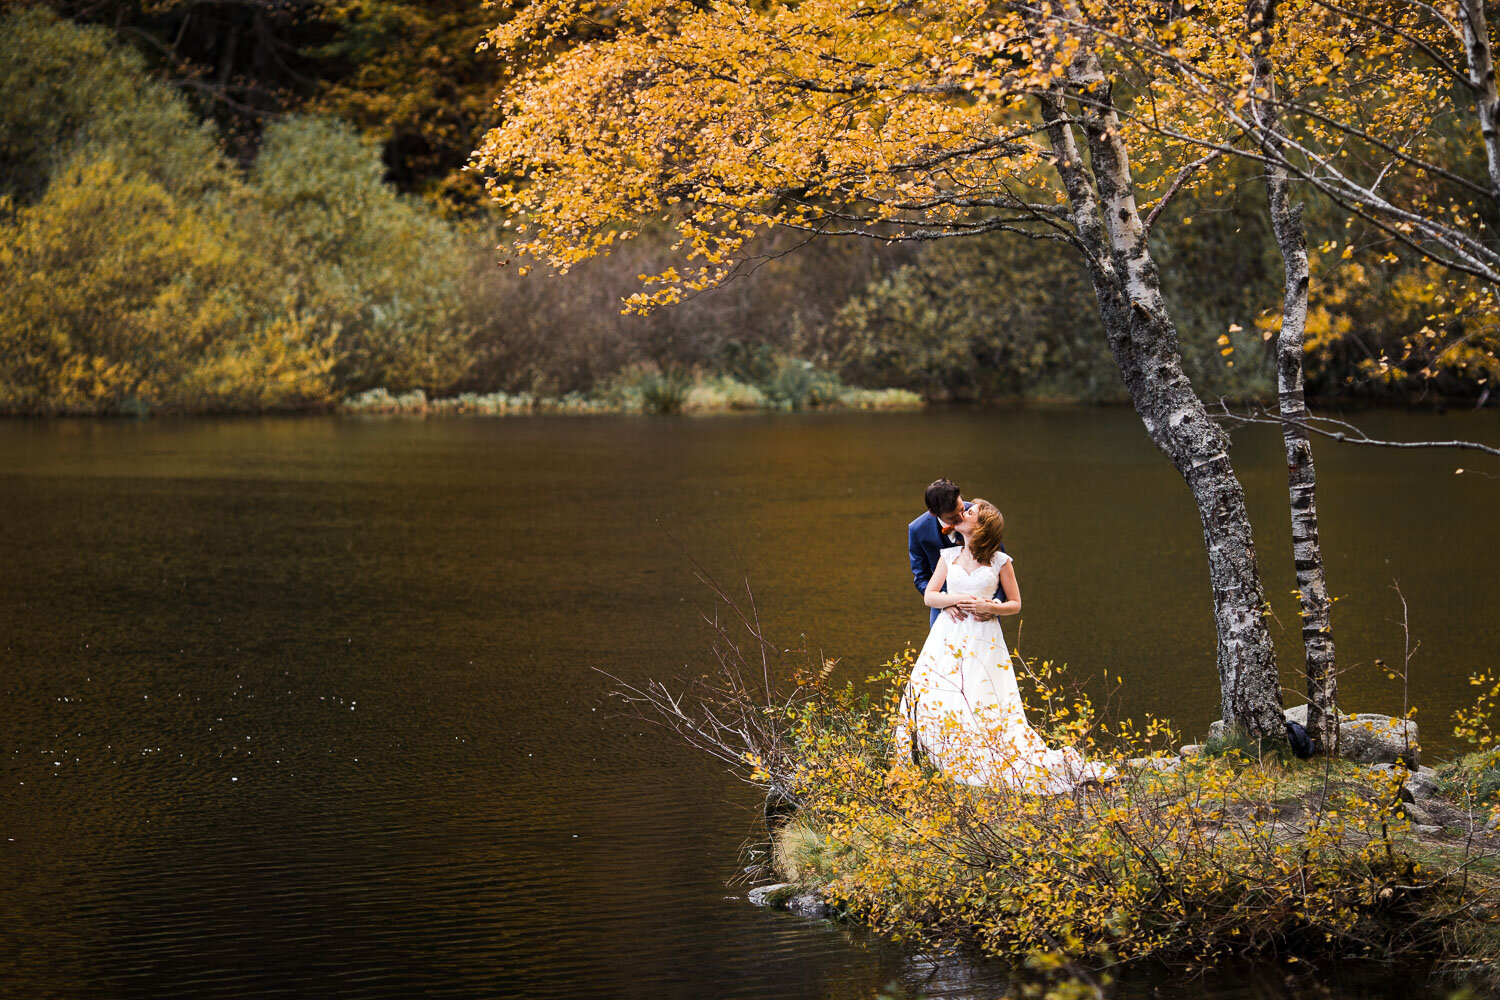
[2,409,1497,1000]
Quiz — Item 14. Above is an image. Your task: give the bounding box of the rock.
[1207,705,1345,744]
[1179,744,1205,759]
[1127,756,1181,774]
[1337,715,1419,766]
[1285,703,1355,728]
[749,884,836,919]
[785,893,837,919]
[1404,770,1443,801]
[1364,763,1416,799]
[1402,801,1437,826]
[1485,813,1500,832]
[1413,824,1445,837]
[748,883,792,906]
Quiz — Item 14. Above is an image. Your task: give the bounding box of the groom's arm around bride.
[908,478,1005,627]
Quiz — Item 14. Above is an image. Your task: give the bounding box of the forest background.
[0,0,1491,414]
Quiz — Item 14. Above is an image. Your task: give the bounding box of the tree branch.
[1211,399,1500,459]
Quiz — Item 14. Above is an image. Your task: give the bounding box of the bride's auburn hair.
[967,499,1005,566]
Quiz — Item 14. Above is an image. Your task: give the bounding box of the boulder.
[1401,801,1437,826]
[1414,824,1445,837]
[1126,756,1181,774]
[748,883,792,906]
[1338,716,1419,767]
[1179,744,1205,759]
[749,883,836,919]
[1207,704,1343,743]
[1366,762,1408,786]
[1404,769,1443,801]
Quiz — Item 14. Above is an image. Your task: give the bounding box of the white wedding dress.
[896,548,1114,792]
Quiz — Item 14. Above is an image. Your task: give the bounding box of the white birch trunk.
[1249,0,1339,750]
[1037,84,1284,739]
[1461,0,1500,203]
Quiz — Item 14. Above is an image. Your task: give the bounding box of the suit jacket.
[908,508,1008,626]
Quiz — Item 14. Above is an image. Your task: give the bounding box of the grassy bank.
[342,367,924,416]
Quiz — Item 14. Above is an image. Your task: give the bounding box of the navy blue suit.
[907,508,1007,626]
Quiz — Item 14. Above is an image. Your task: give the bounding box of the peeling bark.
[1037,82,1284,739]
[1461,0,1500,204]
[1248,0,1339,751]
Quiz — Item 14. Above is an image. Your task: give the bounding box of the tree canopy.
[476,0,1498,391]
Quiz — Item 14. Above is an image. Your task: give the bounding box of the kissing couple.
[897,478,1114,792]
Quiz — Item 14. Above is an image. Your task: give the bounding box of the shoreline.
[2,392,1495,420]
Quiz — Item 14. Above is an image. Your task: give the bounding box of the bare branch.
[1144,148,1227,234]
[1212,399,1500,459]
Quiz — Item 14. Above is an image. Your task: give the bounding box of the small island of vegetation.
[615,614,1500,994]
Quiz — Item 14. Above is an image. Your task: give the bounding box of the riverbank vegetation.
[342,363,922,416]
[3,5,1497,416]
[773,678,1500,981]
[612,604,1500,988]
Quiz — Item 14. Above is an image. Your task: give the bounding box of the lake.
[2,408,1497,999]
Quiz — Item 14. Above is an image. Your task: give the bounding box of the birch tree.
[475,0,1288,734]
[1070,0,1500,393]
[1059,0,1500,743]
[1246,0,1339,748]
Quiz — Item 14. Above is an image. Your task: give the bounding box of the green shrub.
[0,7,228,204]
[602,363,692,414]
[829,232,1122,402]
[250,116,470,394]
[1440,749,1500,805]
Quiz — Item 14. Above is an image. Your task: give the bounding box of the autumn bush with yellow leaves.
[730,651,1500,977]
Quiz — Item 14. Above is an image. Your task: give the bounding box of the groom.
[908,478,1007,626]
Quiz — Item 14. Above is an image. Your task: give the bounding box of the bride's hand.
[944,605,969,622]
[956,595,996,621]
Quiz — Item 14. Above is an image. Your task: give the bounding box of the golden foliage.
[764,654,1500,971]
[476,0,1500,393]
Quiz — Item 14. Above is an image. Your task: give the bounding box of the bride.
[896,499,1113,792]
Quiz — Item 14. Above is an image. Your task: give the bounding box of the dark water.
[1,409,1497,1000]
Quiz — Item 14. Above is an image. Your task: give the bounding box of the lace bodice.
[943,547,1011,597]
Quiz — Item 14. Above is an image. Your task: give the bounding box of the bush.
[606,594,1500,982]
[0,10,476,413]
[602,363,693,414]
[683,375,768,412]
[0,7,228,204]
[250,116,470,394]
[0,155,333,414]
[828,233,1123,402]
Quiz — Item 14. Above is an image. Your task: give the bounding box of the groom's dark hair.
[924,478,961,516]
